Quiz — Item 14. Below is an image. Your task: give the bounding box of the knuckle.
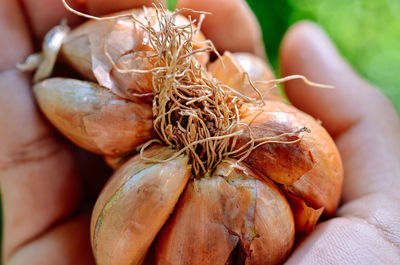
[0,132,63,171]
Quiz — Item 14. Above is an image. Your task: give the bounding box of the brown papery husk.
[103,150,138,170]
[285,192,324,235]
[33,78,154,156]
[240,100,343,215]
[90,145,191,265]
[208,51,281,101]
[60,7,209,101]
[233,53,275,84]
[236,102,315,186]
[155,160,294,265]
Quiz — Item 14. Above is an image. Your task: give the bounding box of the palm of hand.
[1,0,399,264]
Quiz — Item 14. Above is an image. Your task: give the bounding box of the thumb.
[280,21,392,137]
[279,23,400,265]
[280,21,400,202]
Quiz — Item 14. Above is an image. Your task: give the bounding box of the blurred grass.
[247,0,400,113]
[167,0,177,11]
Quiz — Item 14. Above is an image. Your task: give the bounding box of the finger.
[6,215,95,265]
[21,0,159,41]
[21,0,86,40]
[0,0,32,70]
[285,217,400,265]
[177,0,265,58]
[280,21,393,137]
[0,0,82,262]
[0,72,82,262]
[280,21,400,202]
[85,0,163,16]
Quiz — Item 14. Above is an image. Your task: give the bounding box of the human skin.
[0,0,399,264]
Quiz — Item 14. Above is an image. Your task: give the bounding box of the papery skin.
[208,52,279,99]
[285,192,324,235]
[33,78,154,156]
[237,103,315,186]
[233,53,274,83]
[240,100,343,215]
[60,8,209,100]
[91,146,191,265]
[271,101,343,215]
[103,152,134,170]
[155,161,294,265]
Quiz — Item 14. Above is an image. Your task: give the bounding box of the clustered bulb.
[20,3,343,265]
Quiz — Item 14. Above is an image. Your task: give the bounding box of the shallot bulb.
[21,4,343,265]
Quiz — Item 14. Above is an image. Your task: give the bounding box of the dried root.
[134,3,319,177]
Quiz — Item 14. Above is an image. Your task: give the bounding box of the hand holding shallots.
[0,0,399,265]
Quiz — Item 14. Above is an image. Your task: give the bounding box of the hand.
[281,22,400,264]
[1,1,399,265]
[0,0,263,264]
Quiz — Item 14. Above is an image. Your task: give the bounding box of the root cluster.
[142,4,246,176]
[61,0,322,177]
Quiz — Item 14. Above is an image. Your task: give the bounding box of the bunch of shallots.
[20,3,343,265]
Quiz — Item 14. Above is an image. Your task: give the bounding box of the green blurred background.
[246,0,400,113]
